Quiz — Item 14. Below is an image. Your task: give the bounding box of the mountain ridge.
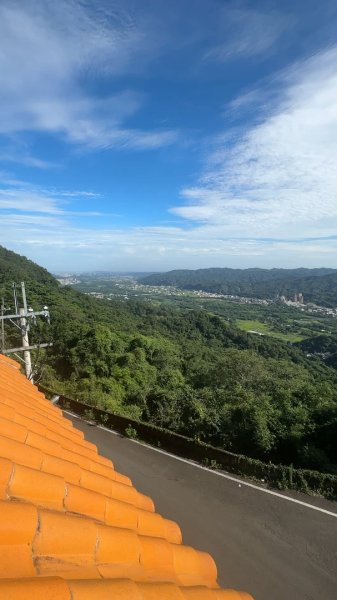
[140,267,337,307]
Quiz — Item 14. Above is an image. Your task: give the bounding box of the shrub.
[125,425,138,439]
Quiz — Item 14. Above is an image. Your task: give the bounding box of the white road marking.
[65,411,337,519]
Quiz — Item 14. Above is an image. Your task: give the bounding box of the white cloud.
[0,152,57,169]
[0,214,63,227]
[205,7,292,63]
[3,209,337,272]
[0,0,177,150]
[2,4,337,270]
[0,189,61,214]
[171,46,337,245]
[0,174,102,216]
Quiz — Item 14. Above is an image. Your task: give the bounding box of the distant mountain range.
[140,267,337,307]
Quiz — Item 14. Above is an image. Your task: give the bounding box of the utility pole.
[19,282,32,380]
[0,282,52,383]
[0,297,4,352]
[19,307,32,380]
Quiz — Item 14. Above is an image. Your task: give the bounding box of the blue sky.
[1,0,337,272]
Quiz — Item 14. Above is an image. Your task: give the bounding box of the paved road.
[68,415,337,600]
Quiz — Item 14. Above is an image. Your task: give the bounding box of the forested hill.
[140,267,337,307]
[1,245,337,475]
[0,245,57,288]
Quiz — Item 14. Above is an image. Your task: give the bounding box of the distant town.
[56,274,337,318]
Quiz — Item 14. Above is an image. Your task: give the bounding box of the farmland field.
[236,319,305,342]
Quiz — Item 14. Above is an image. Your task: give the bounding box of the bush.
[52,393,337,500]
[83,408,95,422]
[125,425,138,440]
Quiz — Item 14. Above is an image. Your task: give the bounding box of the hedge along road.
[67,414,337,600]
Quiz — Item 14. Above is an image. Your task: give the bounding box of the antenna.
[0,282,52,383]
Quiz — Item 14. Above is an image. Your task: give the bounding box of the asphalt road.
[67,414,337,600]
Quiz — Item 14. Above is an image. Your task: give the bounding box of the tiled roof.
[0,353,253,599]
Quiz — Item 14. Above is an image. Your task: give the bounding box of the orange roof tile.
[0,353,253,599]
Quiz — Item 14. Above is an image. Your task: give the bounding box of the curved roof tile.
[0,353,253,599]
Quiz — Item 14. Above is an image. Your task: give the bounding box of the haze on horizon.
[1,0,337,272]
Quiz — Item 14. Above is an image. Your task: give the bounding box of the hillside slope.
[0,245,57,288]
[0,246,336,473]
[140,267,337,306]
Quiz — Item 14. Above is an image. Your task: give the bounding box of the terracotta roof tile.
[0,353,254,599]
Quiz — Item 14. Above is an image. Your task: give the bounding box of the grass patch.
[236,319,305,342]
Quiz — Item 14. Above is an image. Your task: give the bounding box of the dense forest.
[298,334,337,370]
[1,246,336,474]
[140,267,337,307]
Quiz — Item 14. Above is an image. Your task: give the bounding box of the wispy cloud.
[0,152,58,169]
[1,169,337,270]
[3,38,337,274]
[171,46,337,246]
[204,7,293,63]
[2,2,337,271]
[0,0,177,150]
[0,174,101,216]
[4,218,337,272]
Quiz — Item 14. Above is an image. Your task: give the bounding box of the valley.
[64,272,337,346]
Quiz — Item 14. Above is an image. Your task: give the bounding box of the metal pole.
[1,298,4,353]
[13,283,18,314]
[21,282,28,314]
[19,307,33,383]
[0,282,51,381]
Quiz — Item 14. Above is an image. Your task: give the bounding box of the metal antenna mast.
[0,282,52,383]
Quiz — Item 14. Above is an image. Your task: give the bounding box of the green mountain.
[0,245,336,473]
[0,245,57,288]
[140,267,337,307]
